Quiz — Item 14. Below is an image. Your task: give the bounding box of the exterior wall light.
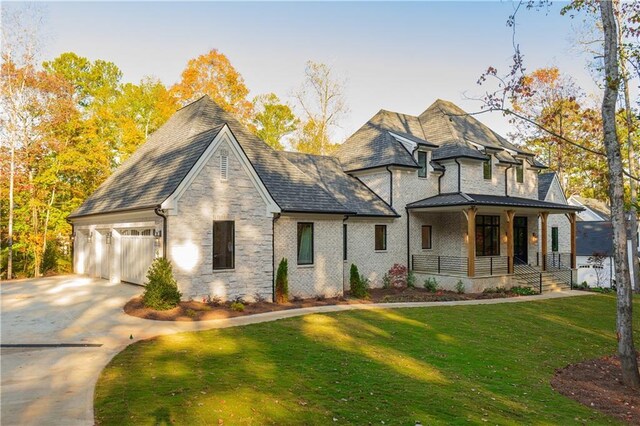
[87,231,93,243]
[106,232,112,245]
[531,232,538,243]
[502,232,508,243]
[154,230,162,247]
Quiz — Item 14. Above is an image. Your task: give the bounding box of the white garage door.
[120,229,156,285]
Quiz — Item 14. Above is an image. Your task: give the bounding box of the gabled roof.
[418,99,533,157]
[538,172,556,200]
[569,195,611,220]
[406,192,583,212]
[70,96,355,218]
[335,109,428,172]
[576,221,614,256]
[282,152,398,217]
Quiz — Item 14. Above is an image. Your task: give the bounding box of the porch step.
[513,269,571,293]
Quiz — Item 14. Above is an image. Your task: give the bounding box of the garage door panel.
[121,236,155,285]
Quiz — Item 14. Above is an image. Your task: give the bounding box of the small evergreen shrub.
[382,273,392,289]
[388,263,408,288]
[275,258,289,303]
[407,270,416,288]
[350,264,369,299]
[142,258,182,310]
[510,286,537,296]
[423,277,439,293]
[455,280,465,294]
[230,301,245,312]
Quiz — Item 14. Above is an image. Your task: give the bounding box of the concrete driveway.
[1,275,593,426]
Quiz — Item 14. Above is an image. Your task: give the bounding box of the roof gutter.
[154,206,168,259]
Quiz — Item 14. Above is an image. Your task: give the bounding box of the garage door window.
[213,221,235,270]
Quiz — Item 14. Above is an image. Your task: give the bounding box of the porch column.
[540,211,549,271]
[505,210,515,274]
[466,207,477,277]
[567,212,577,269]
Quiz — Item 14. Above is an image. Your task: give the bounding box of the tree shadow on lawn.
[95,295,635,425]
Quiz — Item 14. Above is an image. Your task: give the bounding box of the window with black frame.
[297,222,314,265]
[213,221,234,270]
[476,215,500,256]
[418,151,428,178]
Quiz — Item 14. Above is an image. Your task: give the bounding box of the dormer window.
[516,165,524,183]
[417,151,427,178]
[483,157,492,180]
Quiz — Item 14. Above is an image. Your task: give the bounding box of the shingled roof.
[406,192,583,211]
[283,152,398,217]
[538,172,556,200]
[70,96,365,218]
[337,99,536,173]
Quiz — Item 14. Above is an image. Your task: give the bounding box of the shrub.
[142,258,182,310]
[275,258,289,303]
[455,280,465,294]
[423,277,439,293]
[510,286,537,296]
[230,302,245,312]
[382,273,392,289]
[207,294,222,306]
[350,264,369,299]
[388,263,408,288]
[407,270,416,288]
[253,293,267,303]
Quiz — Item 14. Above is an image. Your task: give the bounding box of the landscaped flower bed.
[124,286,536,321]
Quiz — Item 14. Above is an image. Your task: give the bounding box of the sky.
[6,1,612,143]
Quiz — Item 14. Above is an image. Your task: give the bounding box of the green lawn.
[95,294,640,425]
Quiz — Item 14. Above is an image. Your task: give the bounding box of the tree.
[599,0,640,387]
[292,61,348,155]
[475,0,640,388]
[170,49,253,125]
[252,93,298,150]
[115,77,177,160]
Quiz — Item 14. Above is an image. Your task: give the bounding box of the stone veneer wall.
[274,215,344,299]
[168,140,273,302]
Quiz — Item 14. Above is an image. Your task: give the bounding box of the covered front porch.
[406,193,582,290]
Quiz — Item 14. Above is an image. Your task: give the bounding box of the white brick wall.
[168,140,273,302]
[357,170,391,204]
[274,215,344,299]
[541,177,572,254]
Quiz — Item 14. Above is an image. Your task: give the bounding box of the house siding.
[274,215,344,299]
[356,170,391,205]
[168,140,273,302]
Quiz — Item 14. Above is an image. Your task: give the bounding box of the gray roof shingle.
[406,192,583,211]
[576,221,614,256]
[538,172,556,200]
[70,96,353,218]
[282,152,398,217]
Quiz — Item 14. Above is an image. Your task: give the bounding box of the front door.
[513,217,528,265]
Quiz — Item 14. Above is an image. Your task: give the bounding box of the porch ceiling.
[406,192,584,214]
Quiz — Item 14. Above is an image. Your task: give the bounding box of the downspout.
[504,165,513,197]
[154,207,168,259]
[66,218,74,273]
[406,207,411,269]
[453,158,462,193]
[272,213,281,302]
[386,166,393,207]
[437,164,446,195]
[343,215,349,293]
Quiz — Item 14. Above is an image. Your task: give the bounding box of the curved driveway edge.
[0,275,595,426]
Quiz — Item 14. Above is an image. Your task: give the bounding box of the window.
[516,165,524,183]
[483,158,492,180]
[417,151,428,178]
[213,221,234,270]
[375,225,387,251]
[343,224,347,261]
[297,223,314,265]
[476,215,500,256]
[551,227,559,252]
[421,225,432,249]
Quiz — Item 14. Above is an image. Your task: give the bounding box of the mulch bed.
[124,287,526,321]
[551,353,640,425]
